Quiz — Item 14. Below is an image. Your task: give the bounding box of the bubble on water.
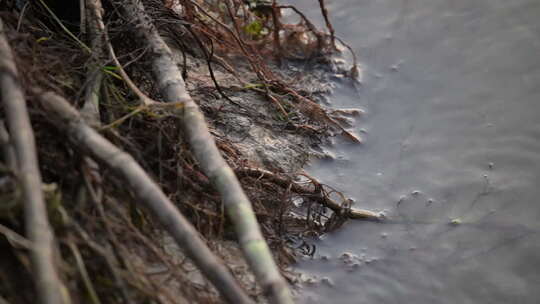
[349,262,362,271]
[488,162,494,169]
[427,198,434,204]
[390,61,403,72]
[450,218,462,225]
[340,252,357,264]
[411,190,421,196]
[381,232,388,239]
[321,277,335,287]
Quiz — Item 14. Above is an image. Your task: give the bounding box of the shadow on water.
[293,0,540,303]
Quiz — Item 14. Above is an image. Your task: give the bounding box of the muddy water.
[294,0,540,303]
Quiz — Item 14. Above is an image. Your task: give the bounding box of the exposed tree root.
[35,88,253,304]
[121,1,293,302]
[236,167,381,221]
[0,17,70,304]
[0,1,378,303]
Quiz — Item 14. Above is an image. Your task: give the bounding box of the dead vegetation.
[0,0,378,303]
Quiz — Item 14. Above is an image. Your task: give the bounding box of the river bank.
[0,1,370,303]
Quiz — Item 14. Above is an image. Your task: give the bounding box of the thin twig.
[80,0,86,36]
[317,0,336,49]
[277,5,324,50]
[105,34,157,106]
[67,240,102,304]
[59,207,135,304]
[271,0,283,61]
[90,0,157,106]
[36,0,91,53]
[16,1,30,32]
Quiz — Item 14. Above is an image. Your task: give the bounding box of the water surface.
[294,1,540,303]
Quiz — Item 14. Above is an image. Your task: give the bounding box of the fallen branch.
[237,167,381,221]
[121,1,293,303]
[35,88,253,304]
[0,18,70,304]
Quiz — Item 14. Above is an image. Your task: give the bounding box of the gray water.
[294,1,540,303]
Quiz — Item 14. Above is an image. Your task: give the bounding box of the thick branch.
[121,1,293,303]
[35,89,253,304]
[0,18,70,304]
[317,0,336,49]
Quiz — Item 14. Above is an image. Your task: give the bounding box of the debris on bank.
[0,1,378,303]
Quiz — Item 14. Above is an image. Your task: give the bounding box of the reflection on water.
[294,0,540,303]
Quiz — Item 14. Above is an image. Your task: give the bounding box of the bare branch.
[35,88,254,304]
[0,18,70,304]
[120,1,294,303]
